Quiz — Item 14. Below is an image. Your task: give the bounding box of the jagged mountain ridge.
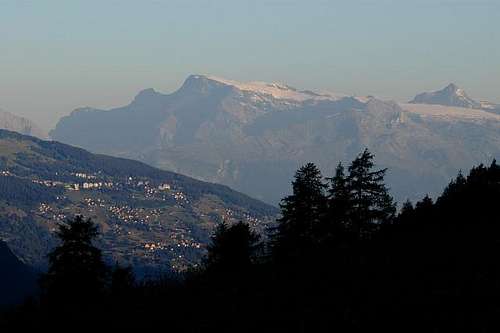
[0,129,277,273]
[50,75,500,205]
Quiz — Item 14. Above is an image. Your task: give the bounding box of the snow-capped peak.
[410,83,481,109]
[199,75,340,102]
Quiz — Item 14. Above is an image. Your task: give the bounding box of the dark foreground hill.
[0,129,277,273]
[0,240,36,306]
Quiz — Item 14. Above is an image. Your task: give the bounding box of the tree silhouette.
[40,215,107,308]
[346,149,395,239]
[205,221,260,274]
[271,163,327,263]
[400,199,414,216]
[110,264,135,297]
[324,162,352,243]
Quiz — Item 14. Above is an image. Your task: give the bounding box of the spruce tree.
[272,163,327,262]
[346,149,395,239]
[40,216,107,308]
[324,163,351,242]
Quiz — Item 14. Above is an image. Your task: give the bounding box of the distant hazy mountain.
[410,83,481,109]
[51,75,500,205]
[410,83,500,114]
[0,109,47,138]
[0,240,36,306]
[0,129,276,273]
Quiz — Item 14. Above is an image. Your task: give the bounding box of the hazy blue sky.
[0,0,499,129]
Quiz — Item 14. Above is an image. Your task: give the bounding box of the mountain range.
[50,75,500,205]
[0,129,277,274]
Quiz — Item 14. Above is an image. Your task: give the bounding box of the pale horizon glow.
[0,0,499,130]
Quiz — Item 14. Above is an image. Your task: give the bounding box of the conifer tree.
[272,163,327,262]
[400,200,414,216]
[346,149,395,239]
[324,162,351,242]
[205,221,260,273]
[415,195,433,211]
[40,216,107,307]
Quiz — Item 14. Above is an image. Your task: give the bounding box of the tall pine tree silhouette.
[272,163,327,263]
[346,149,395,239]
[324,162,351,243]
[40,215,107,308]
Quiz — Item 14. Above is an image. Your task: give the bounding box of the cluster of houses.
[66,172,113,190]
[173,191,188,202]
[82,181,113,189]
[158,183,171,191]
[144,242,166,251]
[33,179,64,187]
[65,181,114,191]
[144,242,199,251]
[37,203,67,222]
[108,204,162,224]
[73,172,97,179]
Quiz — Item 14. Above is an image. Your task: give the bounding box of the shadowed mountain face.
[0,129,277,273]
[51,75,500,205]
[0,110,47,139]
[0,240,36,306]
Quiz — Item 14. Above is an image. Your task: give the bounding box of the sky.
[0,0,499,130]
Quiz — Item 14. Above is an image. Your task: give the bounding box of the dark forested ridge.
[0,129,277,272]
[2,149,500,331]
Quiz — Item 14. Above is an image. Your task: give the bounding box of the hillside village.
[0,167,272,272]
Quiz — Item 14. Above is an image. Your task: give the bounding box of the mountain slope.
[51,75,500,205]
[0,109,47,139]
[0,240,37,306]
[0,129,277,272]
